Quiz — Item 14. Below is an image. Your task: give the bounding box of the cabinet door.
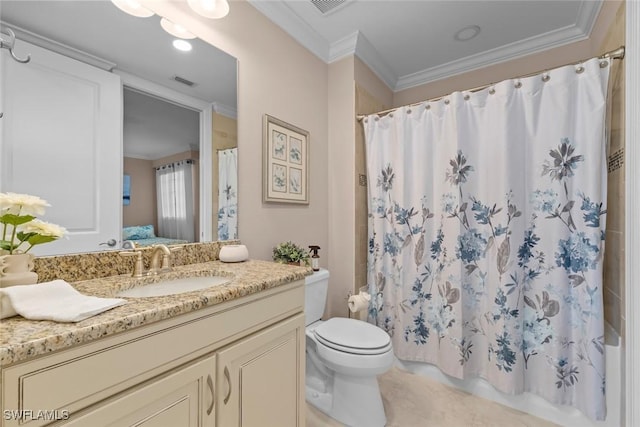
[216,314,305,427]
[62,355,215,427]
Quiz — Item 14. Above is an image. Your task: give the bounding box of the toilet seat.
[313,318,391,355]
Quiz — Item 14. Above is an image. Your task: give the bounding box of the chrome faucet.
[149,244,172,275]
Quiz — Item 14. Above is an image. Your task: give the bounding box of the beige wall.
[327,56,356,318]
[123,157,156,229]
[211,112,238,236]
[146,1,329,264]
[601,2,626,338]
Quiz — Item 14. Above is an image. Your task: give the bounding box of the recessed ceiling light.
[161,18,196,39]
[454,25,481,42]
[110,0,154,18]
[173,39,193,52]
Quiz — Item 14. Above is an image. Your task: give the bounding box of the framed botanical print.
[263,114,309,204]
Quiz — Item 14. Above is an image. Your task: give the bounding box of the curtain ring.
[406,109,412,115]
[463,94,470,101]
[363,118,368,123]
[576,65,585,74]
[374,116,380,121]
[541,73,550,82]
[444,99,450,105]
[389,113,394,118]
[514,81,522,89]
[425,104,431,110]
[599,60,609,68]
[488,87,495,95]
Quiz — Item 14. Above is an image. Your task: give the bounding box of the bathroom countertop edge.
[0,259,312,366]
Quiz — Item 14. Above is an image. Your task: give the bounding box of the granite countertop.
[0,260,312,366]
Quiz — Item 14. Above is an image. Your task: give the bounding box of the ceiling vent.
[310,0,350,15]
[171,75,195,87]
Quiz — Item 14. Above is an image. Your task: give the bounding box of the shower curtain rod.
[356,45,625,121]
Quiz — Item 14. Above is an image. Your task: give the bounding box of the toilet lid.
[313,318,392,355]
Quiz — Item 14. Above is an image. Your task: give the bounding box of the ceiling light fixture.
[173,39,193,52]
[454,25,481,42]
[110,0,154,18]
[187,0,230,19]
[160,18,196,39]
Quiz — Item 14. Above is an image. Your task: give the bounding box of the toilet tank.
[304,268,330,326]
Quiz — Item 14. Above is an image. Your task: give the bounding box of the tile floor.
[306,367,558,427]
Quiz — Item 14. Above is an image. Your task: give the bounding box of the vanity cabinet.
[62,355,216,427]
[0,280,305,427]
[216,315,303,427]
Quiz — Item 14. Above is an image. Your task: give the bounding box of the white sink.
[116,276,230,298]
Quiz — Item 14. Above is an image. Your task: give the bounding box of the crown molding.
[249,0,603,93]
[1,20,116,71]
[212,102,238,120]
[247,0,329,62]
[395,23,588,91]
[393,0,602,91]
[351,32,398,90]
[328,31,358,63]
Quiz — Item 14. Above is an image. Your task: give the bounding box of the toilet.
[305,269,394,427]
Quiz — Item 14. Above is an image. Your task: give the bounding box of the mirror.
[0,0,238,254]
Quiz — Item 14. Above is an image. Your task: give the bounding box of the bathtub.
[395,322,622,427]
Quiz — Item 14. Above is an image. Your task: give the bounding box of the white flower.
[21,219,66,238]
[0,192,50,216]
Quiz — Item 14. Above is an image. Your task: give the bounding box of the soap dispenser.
[309,245,321,271]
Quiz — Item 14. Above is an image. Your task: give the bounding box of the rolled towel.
[0,280,126,322]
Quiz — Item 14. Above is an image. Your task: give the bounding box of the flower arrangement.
[272,241,310,266]
[0,192,66,254]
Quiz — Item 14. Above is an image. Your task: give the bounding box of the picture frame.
[263,114,309,204]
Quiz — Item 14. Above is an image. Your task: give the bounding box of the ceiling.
[249,0,603,91]
[0,0,237,159]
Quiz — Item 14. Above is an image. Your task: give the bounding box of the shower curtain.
[156,160,195,242]
[363,58,610,420]
[217,148,238,240]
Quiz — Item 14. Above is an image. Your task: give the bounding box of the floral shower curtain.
[217,148,238,240]
[363,58,610,420]
[156,160,195,242]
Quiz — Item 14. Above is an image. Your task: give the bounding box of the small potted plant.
[272,241,310,266]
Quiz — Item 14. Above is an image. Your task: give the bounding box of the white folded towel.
[0,280,126,322]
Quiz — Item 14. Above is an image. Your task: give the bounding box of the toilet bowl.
[305,269,393,427]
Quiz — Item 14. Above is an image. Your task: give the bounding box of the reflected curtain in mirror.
[155,160,195,242]
[217,148,238,240]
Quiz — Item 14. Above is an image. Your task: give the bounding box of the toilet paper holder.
[347,286,371,320]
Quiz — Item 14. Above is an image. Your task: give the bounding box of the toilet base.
[306,373,386,427]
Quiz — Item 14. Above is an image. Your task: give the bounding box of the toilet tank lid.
[305,268,329,285]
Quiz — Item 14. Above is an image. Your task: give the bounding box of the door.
[61,355,215,427]
[216,314,305,427]
[1,39,122,255]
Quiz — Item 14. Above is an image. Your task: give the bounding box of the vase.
[0,253,39,288]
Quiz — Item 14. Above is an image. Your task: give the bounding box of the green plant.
[272,241,310,266]
[0,192,66,254]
